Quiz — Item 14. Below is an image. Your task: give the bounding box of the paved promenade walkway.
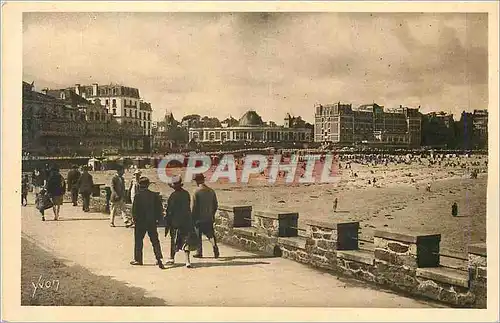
[21,197,444,307]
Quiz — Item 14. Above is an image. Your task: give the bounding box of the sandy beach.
[84,154,487,261]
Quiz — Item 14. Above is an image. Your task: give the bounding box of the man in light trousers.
[109,165,132,227]
[129,169,141,205]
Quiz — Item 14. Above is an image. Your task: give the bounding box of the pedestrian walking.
[333,198,338,213]
[452,202,458,217]
[192,174,220,259]
[130,177,165,269]
[78,166,94,212]
[35,188,53,221]
[109,165,132,227]
[67,165,81,206]
[46,166,66,220]
[129,169,141,205]
[32,167,46,197]
[165,175,197,268]
[21,174,30,206]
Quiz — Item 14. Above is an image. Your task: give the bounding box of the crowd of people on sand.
[197,151,487,189]
[22,150,486,268]
[24,162,220,270]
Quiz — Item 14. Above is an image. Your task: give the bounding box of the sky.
[23,12,488,123]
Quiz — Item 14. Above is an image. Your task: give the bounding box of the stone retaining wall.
[64,190,487,308]
[211,203,487,308]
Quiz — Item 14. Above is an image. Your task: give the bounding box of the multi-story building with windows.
[472,109,488,148]
[421,112,455,148]
[71,83,153,137]
[23,82,144,156]
[188,110,312,143]
[151,110,186,152]
[314,102,422,147]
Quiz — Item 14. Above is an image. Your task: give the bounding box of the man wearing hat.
[165,175,196,268]
[78,166,94,212]
[192,173,220,258]
[129,169,142,205]
[67,165,81,206]
[110,165,132,227]
[130,176,165,269]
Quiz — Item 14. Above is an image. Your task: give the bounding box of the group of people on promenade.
[108,165,220,269]
[26,164,94,221]
[25,162,220,269]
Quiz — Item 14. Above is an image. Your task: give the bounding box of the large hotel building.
[314,102,422,147]
[188,110,312,144]
[72,83,153,136]
[22,82,149,156]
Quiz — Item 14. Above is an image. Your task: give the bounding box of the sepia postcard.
[1,1,499,322]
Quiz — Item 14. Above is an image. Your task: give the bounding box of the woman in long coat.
[46,166,66,220]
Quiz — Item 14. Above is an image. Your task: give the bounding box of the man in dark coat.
[78,166,94,212]
[192,174,220,259]
[165,175,196,268]
[67,165,81,206]
[130,177,165,269]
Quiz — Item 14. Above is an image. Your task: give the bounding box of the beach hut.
[88,158,102,171]
[150,157,159,168]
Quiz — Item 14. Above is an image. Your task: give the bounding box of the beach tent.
[88,158,102,171]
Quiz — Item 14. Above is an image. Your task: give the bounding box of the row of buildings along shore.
[23,81,152,156]
[22,80,488,156]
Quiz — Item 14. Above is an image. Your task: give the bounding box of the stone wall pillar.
[252,211,298,255]
[253,211,298,237]
[215,205,237,237]
[373,230,441,292]
[215,205,253,229]
[468,243,487,308]
[304,220,338,270]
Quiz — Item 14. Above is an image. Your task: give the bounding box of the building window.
[113,109,116,115]
[105,99,109,105]
[135,110,138,118]
[112,99,116,107]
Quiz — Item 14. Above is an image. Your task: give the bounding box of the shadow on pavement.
[218,255,276,261]
[191,260,270,268]
[57,218,109,221]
